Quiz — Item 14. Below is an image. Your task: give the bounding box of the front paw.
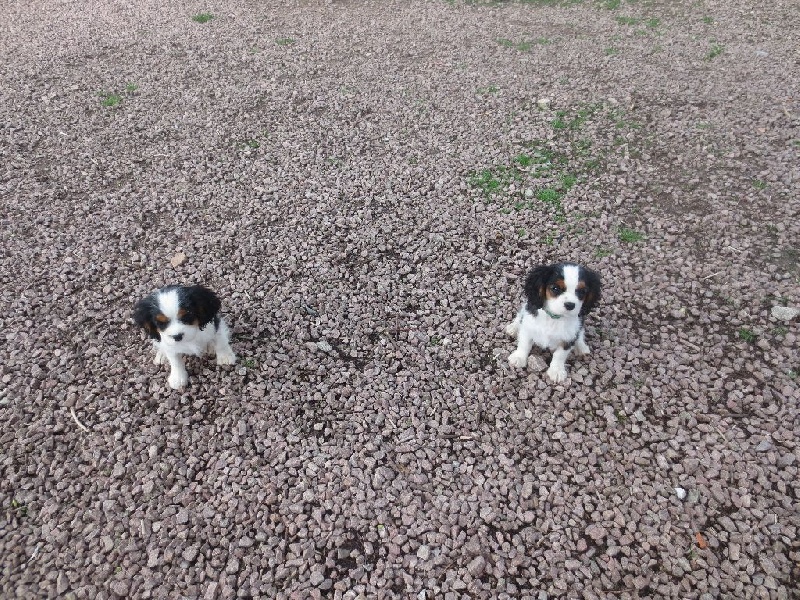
[508,351,528,368]
[168,370,189,389]
[574,341,590,356]
[546,365,568,383]
[153,350,167,365]
[216,350,236,366]
[504,322,520,337]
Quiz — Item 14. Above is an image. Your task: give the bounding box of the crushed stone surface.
[1,0,798,598]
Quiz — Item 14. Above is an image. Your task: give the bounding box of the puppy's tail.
[505,307,524,337]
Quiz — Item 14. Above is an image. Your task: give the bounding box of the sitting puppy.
[133,285,236,389]
[506,263,601,383]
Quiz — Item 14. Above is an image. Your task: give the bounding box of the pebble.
[771,306,799,321]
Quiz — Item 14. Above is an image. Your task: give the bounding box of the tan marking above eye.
[177,309,187,318]
[155,314,168,323]
[577,281,586,290]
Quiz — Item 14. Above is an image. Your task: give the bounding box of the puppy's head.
[524,263,601,318]
[133,285,221,345]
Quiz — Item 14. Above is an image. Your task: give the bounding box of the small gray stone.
[309,570,325,586]
[57,572,70,594]
[110,580,130,597]
[755,439,773,452]
[467,555,486,577]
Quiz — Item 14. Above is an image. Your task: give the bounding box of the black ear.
[580,267,602,316]
[523,265,555,312]
[185,285,221,328]
[132,296,160,340]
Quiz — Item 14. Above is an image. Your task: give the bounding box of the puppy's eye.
[179,312,194,323]
[550,285,562,294]
[576,289,586,299]
[156,320,169,330]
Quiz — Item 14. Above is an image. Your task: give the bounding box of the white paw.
[505,322,520,337]
[216,350,236,366]
[168,370,189,389]
[508,352,528,369]
[574,342,591,356]
[153,350,167,365]
[546,365,568,383]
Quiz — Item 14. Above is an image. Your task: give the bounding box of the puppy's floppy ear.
[523,264,554,312]
[185,285,221,328]
[132,296,160,340]
[579,267,602,316]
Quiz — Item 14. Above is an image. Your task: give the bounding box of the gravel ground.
[1,0,798,598]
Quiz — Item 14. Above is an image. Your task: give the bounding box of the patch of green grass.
[618,227,644,243]
[552,110,568,129]
[605,46,619,56]
[468,165,520,198]
[615,16,639,25]
[241,358,256,369]
[560,173,577,190]
[100,92,122,107]
[738,328,756,343]
[646,17,660,29]
[600,0,621,9]
[544,233,556,245]
[706,43,724,60]
[789,369,798,379]
[517,227,527,237]
[477,84,500,95]
[191,13,213,24]
[615,410,628,423]
[125,83,138,93]
[702,16,713,24]
[752,179,767,190]
[595,248,612,258]
[536,188,562,205]
[10,499,27,517]
[573,139,592,156]
[569,104,601,129]
[772,326,788,338]
[514,154,533,167]
[276,37,295,46]
[497,38,515,48]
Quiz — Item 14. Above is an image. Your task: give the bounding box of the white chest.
[524,311,581,351]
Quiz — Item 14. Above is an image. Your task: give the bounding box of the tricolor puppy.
[132,285,236,389]
[506,263,601,383]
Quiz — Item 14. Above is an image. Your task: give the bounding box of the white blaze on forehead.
[157,289,181,320]
[562,264,580,292]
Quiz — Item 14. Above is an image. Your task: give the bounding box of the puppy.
[132,285,236,389]
[506,263,601,383]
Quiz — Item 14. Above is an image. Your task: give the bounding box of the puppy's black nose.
[564,302,576,311]
[171,333,184,341]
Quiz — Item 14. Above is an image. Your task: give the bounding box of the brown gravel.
[1,0,798,598]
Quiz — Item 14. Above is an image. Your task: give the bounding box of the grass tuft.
[706,43,724,60]
[738,328,756,343]
[618,227,644,243]
[191,13,213,24]
[100,92,122,107]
